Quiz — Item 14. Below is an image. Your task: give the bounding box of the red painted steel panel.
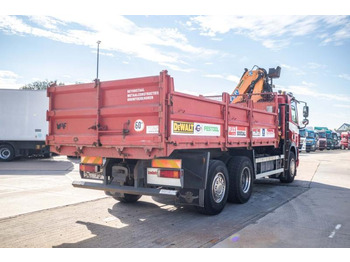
[47,71,282,159]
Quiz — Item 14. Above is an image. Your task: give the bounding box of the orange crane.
[231,65,281,103]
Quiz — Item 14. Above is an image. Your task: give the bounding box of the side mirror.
[303,105,309,118]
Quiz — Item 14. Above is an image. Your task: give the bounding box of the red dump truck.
[46,70,308,215]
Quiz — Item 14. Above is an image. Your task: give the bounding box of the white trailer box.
[0,89,49,161]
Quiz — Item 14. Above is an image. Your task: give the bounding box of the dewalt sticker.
[172,121,194,134]
[171,121,220,136]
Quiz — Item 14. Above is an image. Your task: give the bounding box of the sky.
[0,1,350,130]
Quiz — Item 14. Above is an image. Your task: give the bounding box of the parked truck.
[305,128,317,153]
[332,131,340,149]
[341,132,349,149]
[315,127,327,151]
[46,68,309,215]
[0,89,50,161]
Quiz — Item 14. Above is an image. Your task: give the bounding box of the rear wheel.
[280,152,296,183]
[227,156,253,204]
[196,160,229,215]
[105,191,142,203]
[0,144,15,161]
[104,160,142,203]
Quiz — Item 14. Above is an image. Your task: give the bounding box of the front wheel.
[196,160,229,215]
[0,144,15,161]
[280,152,296,183]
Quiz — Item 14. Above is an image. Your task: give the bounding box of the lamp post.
[96,40,101,80]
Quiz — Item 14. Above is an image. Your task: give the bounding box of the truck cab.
[326,130,334,150]
[316,131,327,151]
[332,132,340,149]
[305,129,316,152]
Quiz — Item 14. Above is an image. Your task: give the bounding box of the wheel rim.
[0,148,11,160]
[212,172,226,203]
[241,167,251,193]
[290,158,296,177]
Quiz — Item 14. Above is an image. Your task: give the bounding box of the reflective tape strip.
[81,156,103,165]
[152,159,182,169]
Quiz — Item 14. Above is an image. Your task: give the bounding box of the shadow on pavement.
[54,179,325,248]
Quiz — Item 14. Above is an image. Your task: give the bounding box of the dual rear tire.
[197,157,254,215]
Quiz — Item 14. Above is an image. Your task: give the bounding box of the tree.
[21,80,64,90]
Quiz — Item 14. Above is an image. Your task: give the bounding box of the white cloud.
[301,81,316,87]
[306,62,326,69]
[334,104,350,109]
[338,74,350,81]
[203,73,240,84]
[91,50,114,57]
[0,70,22,89]
[29,16,66,30]
[0,15,218,72]
[280,83,350,103]
[281,64,305,75]
[189,15,350,50]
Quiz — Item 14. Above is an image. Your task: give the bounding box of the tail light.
[159,169,181,179]
[80,164,100,173]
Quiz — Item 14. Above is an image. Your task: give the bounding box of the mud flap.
[170,151,210,207]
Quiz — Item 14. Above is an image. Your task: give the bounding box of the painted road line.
[328,224,342,238]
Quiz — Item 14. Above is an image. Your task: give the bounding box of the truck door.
[289,100,299,149]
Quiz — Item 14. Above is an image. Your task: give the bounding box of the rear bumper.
[72,180,178,197]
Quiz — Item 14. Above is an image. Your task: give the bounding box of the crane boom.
[231,66,281,103]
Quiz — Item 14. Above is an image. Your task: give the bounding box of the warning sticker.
[134,119,145,132]
[253,128,275,138]
[265,128,275,137]
[228,126,247,138]
[127,88,159,102]
[146,125,159,134]
[253,128,261,137]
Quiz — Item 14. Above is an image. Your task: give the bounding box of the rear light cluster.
[159,169,181,179]
[150,159,182,179]
[80,164,100,173]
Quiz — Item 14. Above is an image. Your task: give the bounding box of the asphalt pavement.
[214,150,350,248]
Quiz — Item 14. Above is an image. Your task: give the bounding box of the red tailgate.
[47,71,172,159]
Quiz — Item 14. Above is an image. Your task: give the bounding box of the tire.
[280,152,296,183]
[105,170,142,203]
[227,156,253,204]
[196,160,229,215]
[0,144,15,161]
[105,191,142,203]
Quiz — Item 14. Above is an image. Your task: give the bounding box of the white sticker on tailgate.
[146,125,159,134]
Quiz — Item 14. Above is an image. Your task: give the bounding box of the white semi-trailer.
[0,89,49,161]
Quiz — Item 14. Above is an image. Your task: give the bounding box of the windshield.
[299,130,306,137]
[307,131,315,138]
[326,133,331,139]
[319,132,326,138]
